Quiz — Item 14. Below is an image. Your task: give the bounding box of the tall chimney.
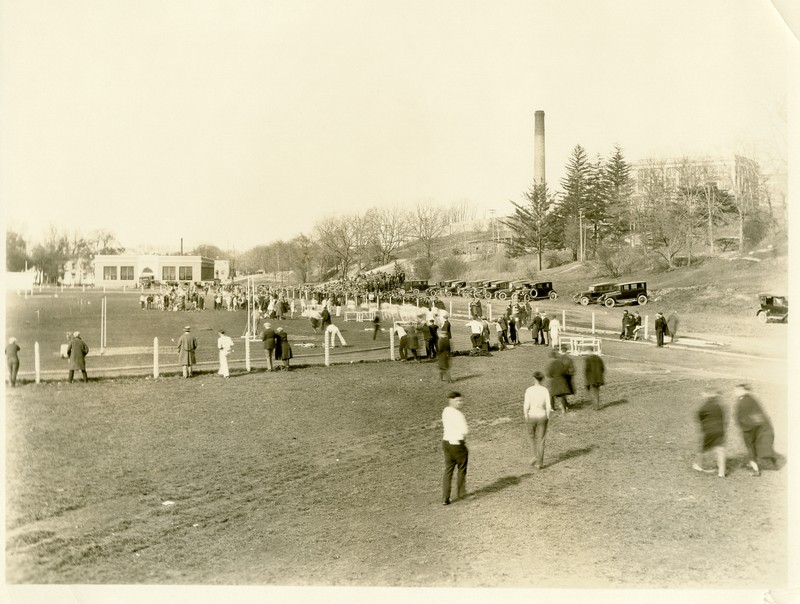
[534,110,545,186]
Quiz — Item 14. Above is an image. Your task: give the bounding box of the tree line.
[505,144,777,274]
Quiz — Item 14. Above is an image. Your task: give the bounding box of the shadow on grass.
[464,474,528,500]
[546,444,597,468]
[599,398,630,410]
[451,374,483,383]
[725,452,786,473]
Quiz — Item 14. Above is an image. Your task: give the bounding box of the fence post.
[562,309,566,332]
[489,303,492,321]
[34,341,41,384]
[389,325,395,361]
[153,337,159,379]
[449,300,453,316]
[245,334,251,372]
[644,315,649,340]
[324,330,331,367]
[592,312,596,334]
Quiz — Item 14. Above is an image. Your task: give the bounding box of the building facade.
[93,254,217,287]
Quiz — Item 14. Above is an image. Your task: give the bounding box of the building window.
[179,266,193,281]
[103,266,118,281]
[120,266,134,280]
[162,266,176,281]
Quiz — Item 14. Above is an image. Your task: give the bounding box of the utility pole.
[578,210,584,262]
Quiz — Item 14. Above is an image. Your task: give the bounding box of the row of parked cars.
[571,281,649,308]
[401,279,558,301]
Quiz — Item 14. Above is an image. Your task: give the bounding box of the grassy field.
[5,334,788,587]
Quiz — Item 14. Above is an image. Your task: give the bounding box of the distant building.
[214,259,230,281]
[93,254,216,287]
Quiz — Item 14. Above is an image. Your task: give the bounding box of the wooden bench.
[563,336,602,356]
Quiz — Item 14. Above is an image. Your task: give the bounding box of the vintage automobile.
[525,281,558,301]
[441,280,467,296]
[460,280,487,298]
[756,293,788,323]
[572,282,618,306]
[597,281,648,308]
[402,280,432,295]
[484,280,513,299]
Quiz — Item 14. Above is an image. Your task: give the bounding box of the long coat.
[547,357,570,396]
[177,332,198,366]
[437,336,451,370]
[277,331,292,361]
[584,354,605,388]
[67,336,89,370]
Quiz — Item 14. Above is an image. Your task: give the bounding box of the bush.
[435,256,468,280]
[597,246,649,277]
[412,257,435,280]
[545,251,570,269]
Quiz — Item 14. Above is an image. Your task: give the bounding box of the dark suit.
[67,336,89,382]
[655,316,669,347]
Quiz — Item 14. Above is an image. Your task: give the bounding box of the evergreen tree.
[555,144,592,260]
[503,183,556,270]
[603,144,634,241]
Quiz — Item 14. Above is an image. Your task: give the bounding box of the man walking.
[177,326,198,378]
[6,337,20,387]
[734,383,776,476]
[442,391,469,505]
[524,371,552,469]
[584,353,605,410]
[67,331,89,383]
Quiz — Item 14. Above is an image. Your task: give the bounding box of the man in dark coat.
[260,322,276,371]
[440,312,452,340]
[177,326,198,378]
[654,312,670,347]
[584,353,605,410]
[406,322,418,360]
[693,390,726,477]
[546,349,570,414]
[6,336,21,387]
[531,312,542,344]
[320,305,331,331]
[620,310,630,340]
[437,335,452,383]
[67,331,89,383]
[540,312,551,347]
[733,384,776,476]
[428,320,439,359]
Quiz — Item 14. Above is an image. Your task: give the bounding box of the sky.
[2,0,798,253]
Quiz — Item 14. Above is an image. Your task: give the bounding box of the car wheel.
[549,291,558,300]
[444,291,452,297]
[637,294,648,305]
[757,311,768,324]
[604,298,616,308]
[529,289,538,299]
[580,296,589,306]
[497,292,507,300]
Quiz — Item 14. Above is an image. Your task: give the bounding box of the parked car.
[597,281,648,308]
[403,280,431,295]
[572,282,618,306]
[441,280,466,296]
[525,281,558,301]
[484,280,513,299]
[756,293,788,323]
[492,280,527,300]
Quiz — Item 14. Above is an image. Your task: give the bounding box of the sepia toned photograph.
[2,1,797,602]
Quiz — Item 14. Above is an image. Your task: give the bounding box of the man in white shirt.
[394,323,408,360]
[523,371,552,469]
[217,330,235,378]
[466,319,483,349]
[442,392,469,505]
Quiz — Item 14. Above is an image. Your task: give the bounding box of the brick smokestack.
[534,110,545,186]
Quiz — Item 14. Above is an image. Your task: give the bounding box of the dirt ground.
[4,330,789,588]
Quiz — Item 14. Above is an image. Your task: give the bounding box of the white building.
[93,254,218,287]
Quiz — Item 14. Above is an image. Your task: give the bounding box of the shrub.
[412,257,435,280]
[436,256,468,280]
[545,251,570,269]
[597,246,649,277]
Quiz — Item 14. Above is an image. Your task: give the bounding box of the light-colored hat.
[263,322,271,328]
[184,326,191,331]
[8,337,17,344]
[73,331,81,337]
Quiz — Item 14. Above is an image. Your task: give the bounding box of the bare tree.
[409,203,448,259]
[314,215,359,278]
[729,156,763,253]
[364,206,409,265]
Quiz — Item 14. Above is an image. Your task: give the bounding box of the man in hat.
[6,336,21,387]
[540,312,551,347]
[177,326,198,378]
[733,383,776,476]
[693,389,726,477]
[67,331,89,383]
[260,322,276,371]
[655,312,670,348]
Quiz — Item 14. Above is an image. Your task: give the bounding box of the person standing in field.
[733,383,777,476]
[437,334,452,383]
[524,371,552,469]
[540,312,551,347]
[6,337,20,387]
[667,311,680,343]
[440,311,452,340]
[693,390,726,477]
[531,311,542,344]
[655,312,670,348]
[441,391,469,505]
[177,326,198,378]
[275,327,292,370]
[260,322,276,372]
[216,330,234,378]
[67,331,89,383]
[583,353,605,410]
